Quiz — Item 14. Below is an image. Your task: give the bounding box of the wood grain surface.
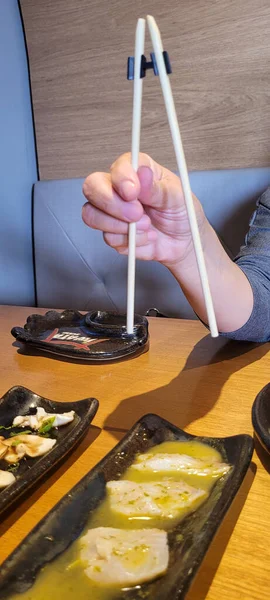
[20,0,270,179]
[0,305,270,599]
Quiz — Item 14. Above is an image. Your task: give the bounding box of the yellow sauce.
[9,441,227,600]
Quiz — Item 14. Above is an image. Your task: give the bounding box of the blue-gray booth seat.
[33,168,270,319]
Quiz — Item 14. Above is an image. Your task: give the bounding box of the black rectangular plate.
[0,386,99,515]
[0,413,253,599]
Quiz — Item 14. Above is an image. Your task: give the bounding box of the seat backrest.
[34,168,270,318]
[0,0,37,306]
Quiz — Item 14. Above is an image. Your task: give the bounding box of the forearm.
[167,218,254,333]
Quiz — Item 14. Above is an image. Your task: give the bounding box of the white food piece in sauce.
[3,444,26,464]
[0,469,16,488]
[107,479,207,518]
[79,527,168,586]
[13,407,75,430]
[0,437,8,459]
[2,435,56,463]
[131,453,230,478]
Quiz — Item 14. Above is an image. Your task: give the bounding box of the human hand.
[82,152,205,267]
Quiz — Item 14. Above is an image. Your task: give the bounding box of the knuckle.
[104,233,118,248]
[136,232,147,247]
[122,151,131,162]
[110,152,131,172]
[139,152,154,170]
[82,175,93,199]
[139,152,151,163]
[82,172,103,199]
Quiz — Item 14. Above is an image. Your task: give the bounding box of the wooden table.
[0,305,270,599]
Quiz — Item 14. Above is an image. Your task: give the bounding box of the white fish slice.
[0,470,16,488]
[131,453,231,478]
[4,446,25,464]
[0,437,8,459]
[79,527,168,586]
[13,407,75,430]
[106,479,207,519]
[2,435,56,462]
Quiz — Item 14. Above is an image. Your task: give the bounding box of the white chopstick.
[126,18,146,334]
[147,15,218,338]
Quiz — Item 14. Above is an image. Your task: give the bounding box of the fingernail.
[121,180,136,198]
[82,203,90,222]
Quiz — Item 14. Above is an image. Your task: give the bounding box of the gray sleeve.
[221,187,270,342]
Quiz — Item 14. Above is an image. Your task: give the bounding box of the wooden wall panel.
[20,0,270,180]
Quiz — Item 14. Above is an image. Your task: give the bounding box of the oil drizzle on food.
[9,441,227,600]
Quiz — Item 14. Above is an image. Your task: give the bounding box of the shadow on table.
[104,335,270,439]
[0,425,101,540]
[186,462,256,600]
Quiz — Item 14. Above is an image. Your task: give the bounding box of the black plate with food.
[252,382,270,454]
[11,310,149,362]
[0,413,253,600]
[0,386,98,515]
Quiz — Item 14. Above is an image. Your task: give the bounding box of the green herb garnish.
[0,425,12,431]
[10,430,32,437]
[7,463,20,473]
[11,439,23,447]
[66,559,85,572]
[38,417,55,435]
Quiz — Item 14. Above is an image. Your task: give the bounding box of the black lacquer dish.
[0,386,98,515]
[252,382,270,454]
[0,413,253,599]
[11,310,149,362]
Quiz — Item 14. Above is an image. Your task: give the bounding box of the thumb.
[109,151,184,211]
[137,160,184,211]
[136,166,154,201]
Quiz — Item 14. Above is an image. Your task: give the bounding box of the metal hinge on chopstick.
[127,51,172,79]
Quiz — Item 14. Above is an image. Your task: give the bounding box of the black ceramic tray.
[11,309,149,362]
[252,382,270,454]
[0,386,98,515]
[0,413,253,599]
